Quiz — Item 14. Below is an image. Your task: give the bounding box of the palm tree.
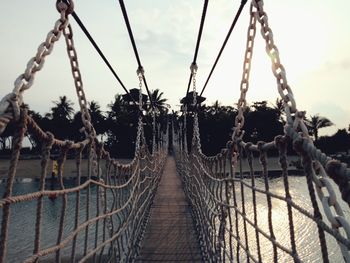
[107,94,126,120]
[149,89,168,114]
[273,98,285,124]
[51,96,74,121]
[88,101,105,135]
[307,114,334,141]
[49,96,75,140]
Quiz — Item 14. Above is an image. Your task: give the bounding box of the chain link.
[233,3,257,139]
[189,63,201,150]
[0,3,71,135]
[250,2,350,258]
[61,11,100,176]
[63,23,96,138]
[135,68,144,152]
[152,112,156,154]
[312,161,350,261]
[190,63,198,106]
[252,0,298,123]
[183,106,188,152]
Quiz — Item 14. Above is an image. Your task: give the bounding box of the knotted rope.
[0,1,167,262]
[175,0,350,262]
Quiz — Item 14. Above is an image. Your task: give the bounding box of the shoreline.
[0,158,131,180]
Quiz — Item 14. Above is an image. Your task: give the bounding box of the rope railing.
[0,1,167,262]
[175,130,350,262]
[1,0,350,262]
[175,0,350,262]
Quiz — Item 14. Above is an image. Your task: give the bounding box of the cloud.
[324,58,350,71]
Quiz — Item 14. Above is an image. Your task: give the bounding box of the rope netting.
[0,2,167,262]
[176,0,350,262]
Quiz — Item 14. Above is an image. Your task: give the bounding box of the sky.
[0,0,349,136]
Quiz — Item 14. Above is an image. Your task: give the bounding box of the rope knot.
[244,142,253,152]
[62,140,73,152]
[226,141,233,149]
[274,135,287,150]
[257,141,266,152]
[10,93,22,121]
[45,132,55,148]
[232,127,244,142]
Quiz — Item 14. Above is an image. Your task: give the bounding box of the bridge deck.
[137,156,202,262]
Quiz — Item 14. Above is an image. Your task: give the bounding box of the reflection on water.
[0,180,116,262]
[226,176,350,262]
[1,176,350,262]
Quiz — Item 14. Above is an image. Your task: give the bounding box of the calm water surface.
[224,176,350,262]
[1,176,349,262]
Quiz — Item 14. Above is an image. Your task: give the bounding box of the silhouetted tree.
[274,98,285,124]
[105,94,138,157]
[149,89,169,115]
[317,129,350,155]
[243,101,283,143]
[48,96,75,140]
[306,115,333,141]
[88,101,106,136]
[51,96,74,121]
[195,102,237,155]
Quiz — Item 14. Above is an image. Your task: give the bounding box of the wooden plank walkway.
[137,156,202,262]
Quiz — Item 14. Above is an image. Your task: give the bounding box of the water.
[223,176,350,262]
[1,176,350,262]
[0,179,123,262]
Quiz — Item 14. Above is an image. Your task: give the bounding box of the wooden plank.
[137,156,202,262]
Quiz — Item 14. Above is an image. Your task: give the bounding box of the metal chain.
[63,23,95,138]
[135,67,144,152]
[191,62,198,106]
[183,106,188,153]
[190,63,201,151]
[233,3,257,139]
[252,0,298,127]
[312,161,350,261]
[231,3,256,177]
[0,3,71,135]
[250,1,350,259]
[61,7,99,177]
[152,112,156,154]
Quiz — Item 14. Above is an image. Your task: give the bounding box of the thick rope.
[0,2,167,262]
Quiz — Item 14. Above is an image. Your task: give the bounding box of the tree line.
[0,92,349,159]
[181,99,349,157]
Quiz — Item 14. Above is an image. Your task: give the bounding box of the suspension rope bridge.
[0,0,350,262]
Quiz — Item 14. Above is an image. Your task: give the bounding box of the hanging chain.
[60,2,100,176]
[233,3,257,139]
[190,63,201,150]
[63,23,96,138]
[251,0,310,136]
[135,67,144,152]
[250,0,350,258]
[152,112,156,154]
[191,62,198,106]
[0,2,72,135]
[183,105,188,153]
[312,162,350,260]
[231,3,257,174]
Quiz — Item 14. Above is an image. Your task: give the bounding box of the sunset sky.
[0,0,349,136]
